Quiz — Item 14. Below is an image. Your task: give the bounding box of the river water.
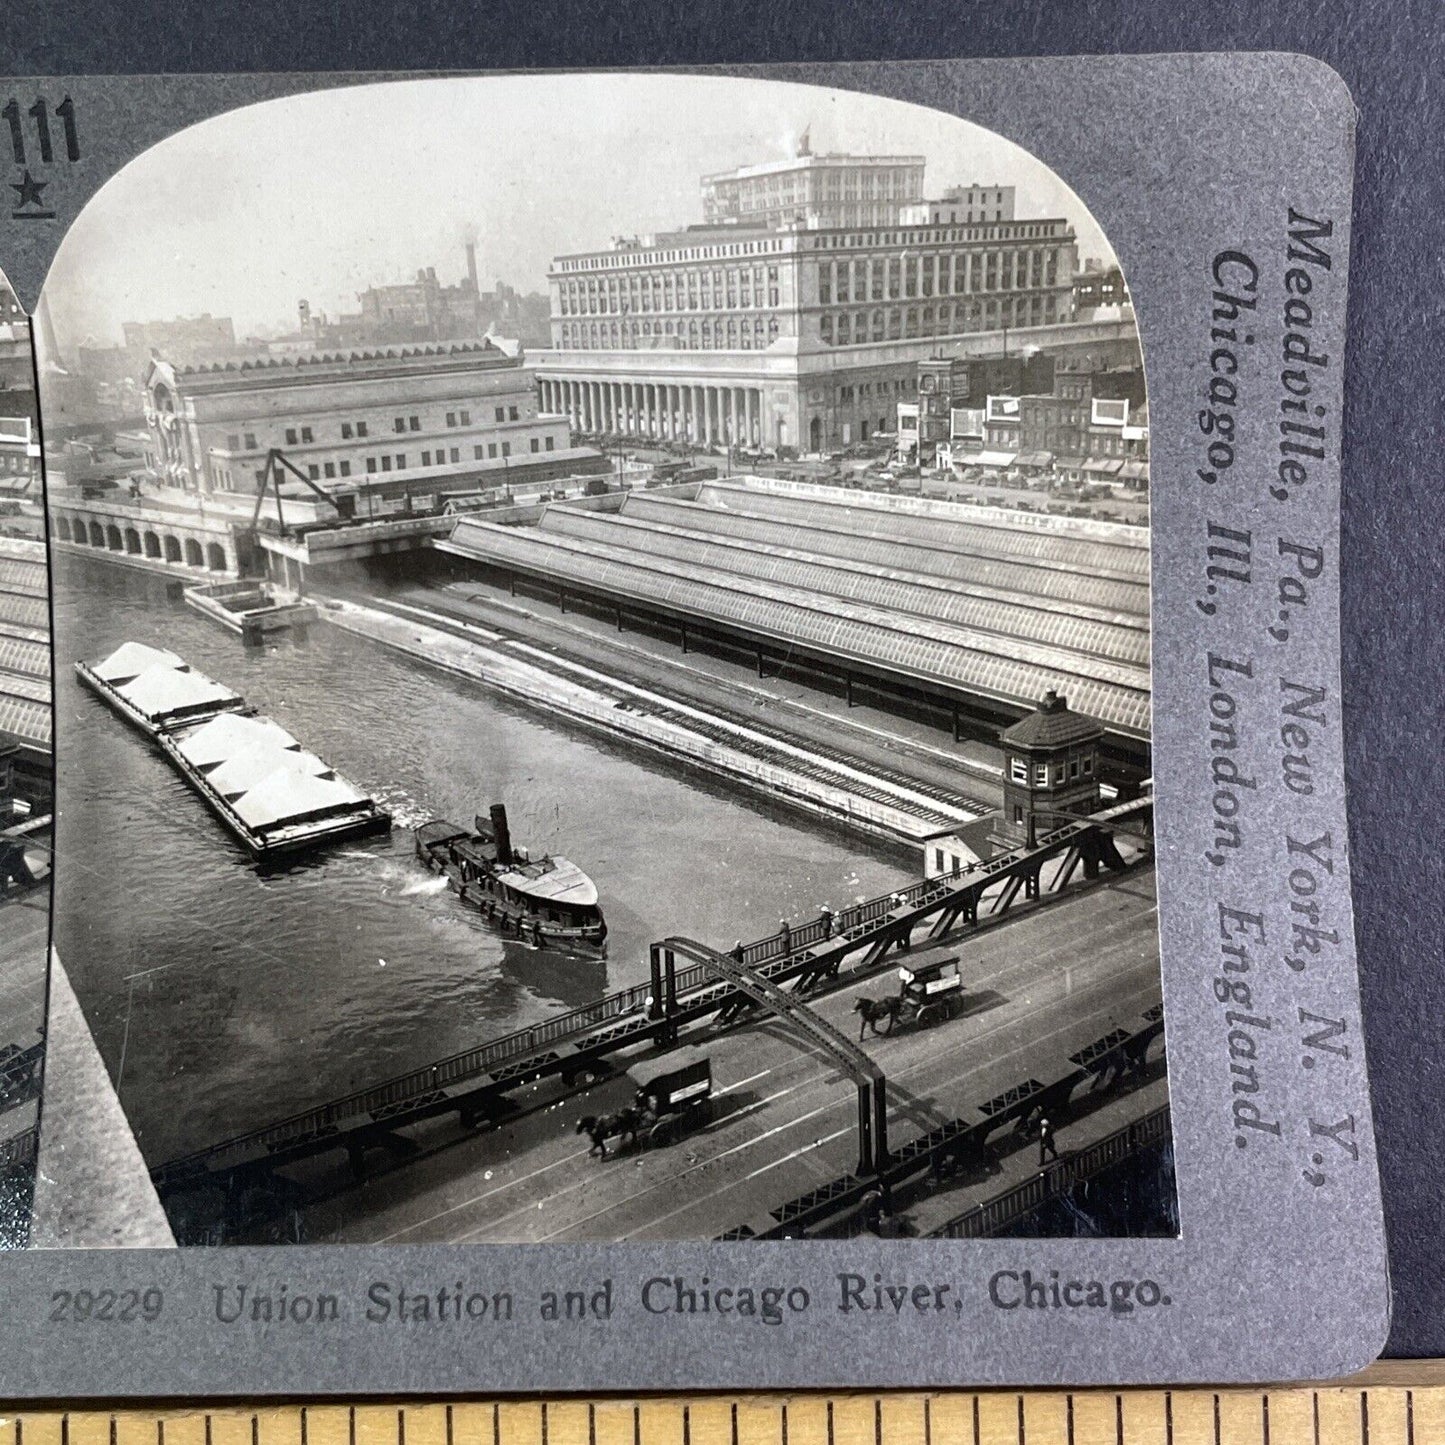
[49,553,915,1162]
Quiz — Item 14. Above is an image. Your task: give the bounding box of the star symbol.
[10,169,47,211]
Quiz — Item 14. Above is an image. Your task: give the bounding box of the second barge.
[416,804,607,949]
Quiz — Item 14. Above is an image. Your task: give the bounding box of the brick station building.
[141,340,587,508]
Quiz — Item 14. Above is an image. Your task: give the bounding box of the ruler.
[2,1388,1442,1445]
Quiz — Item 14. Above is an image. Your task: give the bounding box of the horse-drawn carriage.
[577,1046,715,1157]
[853,956,966,1039]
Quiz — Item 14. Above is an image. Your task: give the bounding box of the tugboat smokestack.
[489,803,513,865]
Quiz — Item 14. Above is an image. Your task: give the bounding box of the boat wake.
[399,874,451,898]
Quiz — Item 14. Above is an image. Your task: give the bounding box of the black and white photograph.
[0,271,47,1245]
[30,72,1170,1249]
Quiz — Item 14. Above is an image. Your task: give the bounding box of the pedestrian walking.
[1038,1114,1060,1166]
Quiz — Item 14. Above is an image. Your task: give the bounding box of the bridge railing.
[155,796,1153,1182]
[931,1105,1172,1239]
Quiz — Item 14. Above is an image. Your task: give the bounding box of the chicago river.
[50,553,915,1163]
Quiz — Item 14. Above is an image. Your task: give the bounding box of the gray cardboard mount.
[0,53,1387,1391]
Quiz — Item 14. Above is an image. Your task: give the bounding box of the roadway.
[301,866,1161,1245]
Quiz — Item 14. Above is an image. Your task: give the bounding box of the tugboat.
[415,803,607,949]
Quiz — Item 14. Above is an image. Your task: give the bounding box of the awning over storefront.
[1084,458,1125,476]
[1119,461,1150,484]
[1056,455,1087,472]
[1013,450,1054,469]
[966,450,1016,468]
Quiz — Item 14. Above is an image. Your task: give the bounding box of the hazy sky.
[43,73,1117,351]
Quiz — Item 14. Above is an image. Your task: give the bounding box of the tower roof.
[1000,690,1105,750]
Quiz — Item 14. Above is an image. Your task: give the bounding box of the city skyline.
[40,73,1118,355]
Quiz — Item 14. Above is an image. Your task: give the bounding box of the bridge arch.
[105,524,123,551]
[184,537,203,567]
[143,530,161,558]
[205,541,227,572]
[124,526,142,555]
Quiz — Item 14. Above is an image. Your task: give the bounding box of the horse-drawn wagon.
[576,1045,715,1156]
[853,956,965,1038]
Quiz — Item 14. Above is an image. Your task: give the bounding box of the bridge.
[653,936,889,1176]
[150,796,1152,1216]
[49,494,246,575]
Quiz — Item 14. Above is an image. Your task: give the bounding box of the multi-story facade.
[141,340,571,499]
[900,354,1057,465]
[540,207,1082,454]
[701,149,925,231]
[900,185,1016,225]
[0,414,41,495]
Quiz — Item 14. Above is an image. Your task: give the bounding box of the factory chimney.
[488,803,513,865]
[465,240,479,295]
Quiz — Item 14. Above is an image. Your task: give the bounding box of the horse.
[853,994,903,1040]
[576,1106,641,1158]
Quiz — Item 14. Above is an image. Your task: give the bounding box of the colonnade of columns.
[539,378,766,449]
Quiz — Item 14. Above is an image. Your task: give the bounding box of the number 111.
[3,98,80,165]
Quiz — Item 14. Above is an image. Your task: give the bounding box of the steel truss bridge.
[150,796,1153,1214]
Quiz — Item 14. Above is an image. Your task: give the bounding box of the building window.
[1054,763,1067,784]
[1034,763,1049,786]
[1082,757,1094,775]
[366,458,377,473]
[409,416,420,432]
[495,407,505,423]
[934,849,944,874]
[227,433,240,451]
[380,456,392,472]
[474,445,484,460]
[285,428,298,445]
[509,406,519,421]
[396,454,406,468]
[450,447,459,463]
[501,442,511,458]
[446,412,456,427]
[488,444,497,459]
[307,464,319,480]
[1010,758,1028,783]
[339,461,351,477]
[530,438,540,453]
[357,421,368,438]
[394,417,406,433]
[244,432,256,449]
[460,409,470,425]
[1013,804,1024,825]
[301,426,313,443]
[1069,759,1079,778]
[545,436,555,451]
[341,423,353,439]
[323,462,336,479]
[421,451,432,466]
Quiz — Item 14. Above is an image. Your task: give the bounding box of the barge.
[416,803,607,949]
[77,642,390,862]
[74,640,244,737]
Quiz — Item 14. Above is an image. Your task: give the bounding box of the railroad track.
[380,586,998,820]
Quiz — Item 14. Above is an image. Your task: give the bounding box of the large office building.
[700,147,925,231]
[536,148,1106,455]
[140,338,577,503]
[900,185,1017,226]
